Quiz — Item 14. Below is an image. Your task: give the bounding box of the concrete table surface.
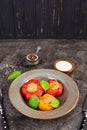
[0,39,87,130]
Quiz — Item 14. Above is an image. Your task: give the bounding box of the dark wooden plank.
[13,0,26,38]
[58,0,80,38]
[0,0,15,38]
[13,0,36,38]
[0,0,86,39]
[78,0,87,38]
[35,0,60,38]
[24,0,36,38]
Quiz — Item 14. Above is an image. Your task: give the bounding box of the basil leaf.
[28,96,40,109]
[40,80,50,91]
[51,98,61,108]
[7,70,22,80]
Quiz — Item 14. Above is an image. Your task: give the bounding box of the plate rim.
[8,69,79,119]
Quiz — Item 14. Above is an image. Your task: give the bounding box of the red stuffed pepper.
[21,79,44,100]
[46,79,64,96]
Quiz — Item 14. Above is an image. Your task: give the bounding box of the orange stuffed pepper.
[39,94,60,111]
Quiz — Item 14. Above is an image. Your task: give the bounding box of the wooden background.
[0,0,87,39]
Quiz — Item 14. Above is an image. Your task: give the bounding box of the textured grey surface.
[0,39,87,130]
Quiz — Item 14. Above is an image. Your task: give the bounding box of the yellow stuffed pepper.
[39,94,60,111]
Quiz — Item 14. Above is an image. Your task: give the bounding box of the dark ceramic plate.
[8,69,79,119]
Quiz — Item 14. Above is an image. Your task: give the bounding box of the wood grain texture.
[0,0,87,38]
[78,0,87,38]
[0,0,15,38]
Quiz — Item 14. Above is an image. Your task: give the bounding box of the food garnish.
[51,98,60,108]
[28,96,40,109]
[21,78,64,111]
[40,80,50,91]
[7,70,22,80]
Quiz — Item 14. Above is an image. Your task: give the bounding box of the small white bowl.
[54,59,75,74]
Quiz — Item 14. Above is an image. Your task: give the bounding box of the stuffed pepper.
[46,79,64,96]
[39,94,60,111]
[21,79,44,100]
